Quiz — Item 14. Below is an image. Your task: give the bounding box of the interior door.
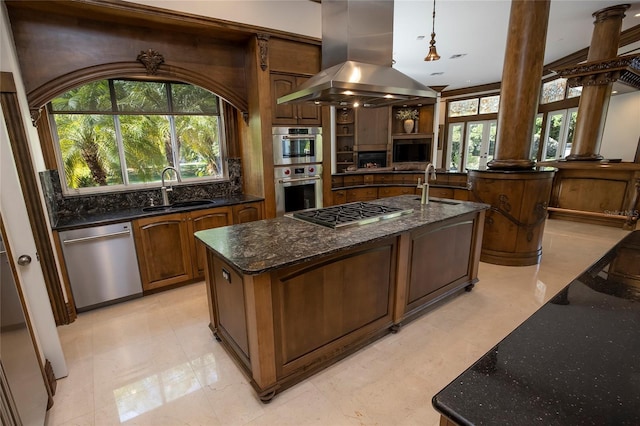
[0,217,49,425]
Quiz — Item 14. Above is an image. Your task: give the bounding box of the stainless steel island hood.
[277,0,437,108]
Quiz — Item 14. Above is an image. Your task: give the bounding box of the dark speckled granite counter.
[433,230,640,425]
[195,195,489,275]
[53,194,263,231]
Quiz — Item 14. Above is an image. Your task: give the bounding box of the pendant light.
[424,0,441,61]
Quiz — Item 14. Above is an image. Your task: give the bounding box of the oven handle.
[281,135,316,140]
[277,176,321,184]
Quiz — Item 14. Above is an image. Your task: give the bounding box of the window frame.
[48,78,229,195]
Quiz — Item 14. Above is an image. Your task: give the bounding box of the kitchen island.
[195,195,489,401]
[433,230,640,425]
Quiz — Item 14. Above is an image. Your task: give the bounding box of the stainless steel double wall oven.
[272,127,323,216]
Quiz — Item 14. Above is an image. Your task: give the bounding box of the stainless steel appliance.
[292,201,413,228]
[275,164,323,216]
[59,222,143,312]
[276,0,436,107]
[273,127,322,165]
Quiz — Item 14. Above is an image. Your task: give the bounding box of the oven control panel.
[274,164,322,180]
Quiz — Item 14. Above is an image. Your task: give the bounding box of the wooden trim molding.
[27,61,249,118]
[136,49,165,75]
[257,34,270,71]
[0,72,70,326]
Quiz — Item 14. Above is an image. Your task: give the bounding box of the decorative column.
[467,0,555,266]
[487,0,550,170]
[565,4,630,161]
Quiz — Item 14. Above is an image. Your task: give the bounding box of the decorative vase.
[403,119,414,133]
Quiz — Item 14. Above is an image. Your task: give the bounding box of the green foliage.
[50,79,223,191]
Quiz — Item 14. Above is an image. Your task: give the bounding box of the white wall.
[124,0,321,38]
[0,3,67,378]
[600,91,640,161]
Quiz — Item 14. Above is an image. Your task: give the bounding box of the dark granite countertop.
[433,230,640,425]
[53,194,264,231]
[333,169,467,176]
[195,195,489,275]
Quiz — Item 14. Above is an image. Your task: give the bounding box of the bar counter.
[433,230,640,425]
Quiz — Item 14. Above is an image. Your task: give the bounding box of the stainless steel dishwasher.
[59,222,143,312]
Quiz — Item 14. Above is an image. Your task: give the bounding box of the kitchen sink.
[414,198,460,205]
[171,199,217,208]
[142,205,172,212]
[142,199,218,212]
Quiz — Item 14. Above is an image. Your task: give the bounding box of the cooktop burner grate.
[292,202,413,228]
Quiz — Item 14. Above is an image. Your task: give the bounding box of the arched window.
[48,79,226,193]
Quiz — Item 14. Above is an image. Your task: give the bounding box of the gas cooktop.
[292,202,413,229]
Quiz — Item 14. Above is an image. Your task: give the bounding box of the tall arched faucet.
[417,163,437,205]
[161,166,181,206]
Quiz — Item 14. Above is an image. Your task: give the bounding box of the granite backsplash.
[40,158,243,227]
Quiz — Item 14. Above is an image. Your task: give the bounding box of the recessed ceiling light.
[635,12,640,17]
[431,72,444,76]
[450,54,467,59]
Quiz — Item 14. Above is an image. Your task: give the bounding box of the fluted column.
[487,0,550,170]
[567,4,630,161]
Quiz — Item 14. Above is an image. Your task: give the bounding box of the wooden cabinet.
[134,207,232,291]
[378,186,416,198]
[336,107,356,172]
[334,107,390,173]
[190,208,233,278]
[134,203,264,291]
[210,255,250,361]
[271,74,321,126]
[346,187,378,202]
[134,212,194,291]
[356,107,390,150]
[233,201,263,224]
[391,104,435,163]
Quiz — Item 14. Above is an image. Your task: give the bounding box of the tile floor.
[45,219,632,426]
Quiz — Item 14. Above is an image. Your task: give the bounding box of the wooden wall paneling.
[243,272,277,398]
[243,35,275,216]
[407,220,474,307]
[271,238,396,380]
[211,256,249,358]
[5,2,250,113]
[35,109,57,170]
[223,102,241,159]
[557,177,627,213]
[268,38,321,75]
[0,72,69,325]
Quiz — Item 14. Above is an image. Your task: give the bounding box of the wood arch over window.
[28,62,248,124]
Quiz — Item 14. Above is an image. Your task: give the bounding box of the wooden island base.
[202,205,485,402]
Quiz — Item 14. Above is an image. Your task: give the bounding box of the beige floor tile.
[45,219,632,426]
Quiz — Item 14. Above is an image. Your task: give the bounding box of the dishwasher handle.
[62,229,131,245]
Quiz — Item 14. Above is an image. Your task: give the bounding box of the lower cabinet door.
[133,213,192,291]
[189,208,232,278]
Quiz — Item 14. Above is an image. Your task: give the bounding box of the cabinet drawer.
[332,176,344,187]
[346,187,378,202]
[333,190,347,205]
[429,187,454,199]
[343,175,364,186]
[378,186,415,198]
[373,174,396,184]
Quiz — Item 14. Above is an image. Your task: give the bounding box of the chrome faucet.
[417,163,437,205]
[160,166,181,206]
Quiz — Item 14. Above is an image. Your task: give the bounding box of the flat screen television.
[393,139,430,163]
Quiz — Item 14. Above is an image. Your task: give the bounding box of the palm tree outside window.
[49,79,226,193]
